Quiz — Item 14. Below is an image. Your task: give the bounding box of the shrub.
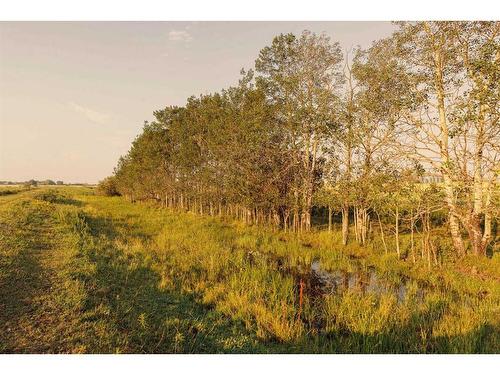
[96,176,120,197]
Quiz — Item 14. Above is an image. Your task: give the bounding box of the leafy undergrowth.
[0,187,498,353]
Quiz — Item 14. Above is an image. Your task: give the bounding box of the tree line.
[0,180,65,187]
[104,22,499,259]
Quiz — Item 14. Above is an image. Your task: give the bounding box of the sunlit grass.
[0,187,498,353]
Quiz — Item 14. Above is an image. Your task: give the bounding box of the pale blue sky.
[0,22,396,183]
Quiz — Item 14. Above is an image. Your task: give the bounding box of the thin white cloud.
[68,102,111,125]
[168,30,193,43]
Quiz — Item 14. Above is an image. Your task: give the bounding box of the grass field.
[0,187,498,353]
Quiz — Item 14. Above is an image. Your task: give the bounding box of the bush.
[0,189,16,196]
[96,176,120,197]
[23,179,38,189]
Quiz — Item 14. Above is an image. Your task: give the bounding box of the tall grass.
[72,191,500,353]
[1,188,498,353]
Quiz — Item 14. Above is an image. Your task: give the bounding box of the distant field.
[0,187,498,353]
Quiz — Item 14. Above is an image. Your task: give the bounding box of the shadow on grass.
[61,201,499,353]
[85,211,155,243]
[0,248,48,352]
[81,213,266,353]
[80,208,500,354]
[299,297,499,353]
[0,205,53,352]
[34,190,84,207]
[82,209,500,353]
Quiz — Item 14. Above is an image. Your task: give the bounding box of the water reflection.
[310,259,424,304]
[244,250,424,304]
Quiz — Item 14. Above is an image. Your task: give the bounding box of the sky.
[0,22,397,184]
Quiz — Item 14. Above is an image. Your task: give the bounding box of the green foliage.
[106,25,498,259]
[96,176,120,197]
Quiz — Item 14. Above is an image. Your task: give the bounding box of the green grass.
[0,187,498,353]
[0,188,22,197]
